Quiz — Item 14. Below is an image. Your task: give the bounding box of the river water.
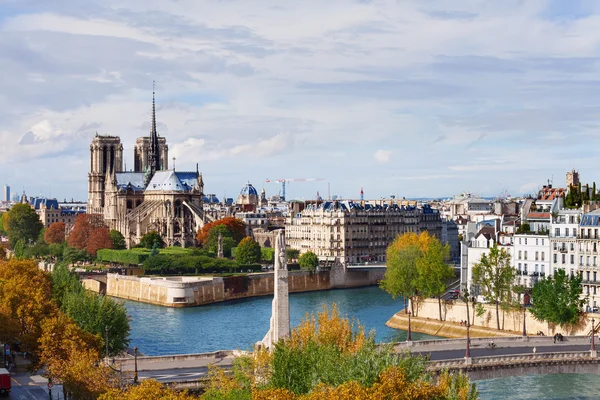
[123,286,434,355]
[124,286,598,399]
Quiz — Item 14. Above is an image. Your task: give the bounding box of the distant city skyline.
[1,1,600,200]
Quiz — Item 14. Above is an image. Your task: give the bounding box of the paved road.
[416,343,592,361]
[138,366,212,383]
[6,375,51,400]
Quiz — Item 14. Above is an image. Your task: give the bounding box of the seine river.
[123,286,599,399]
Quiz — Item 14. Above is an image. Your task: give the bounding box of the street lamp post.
[522,305,527,337]
[465,322,471,359]
[407,311,412,342]
[133,347,138,384]
[592,318,596,352]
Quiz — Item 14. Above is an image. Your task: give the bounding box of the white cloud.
[374,150,391,163]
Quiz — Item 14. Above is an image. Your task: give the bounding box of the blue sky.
[1,0,600,201]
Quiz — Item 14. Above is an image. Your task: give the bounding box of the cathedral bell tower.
[88,133,123,214]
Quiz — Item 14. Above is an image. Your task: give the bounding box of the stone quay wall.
[104,267,382,307]
[411,298,597,337]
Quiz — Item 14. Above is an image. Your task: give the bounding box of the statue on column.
[260,229,290,349]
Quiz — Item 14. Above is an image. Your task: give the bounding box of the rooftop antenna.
[173,157,176,171]
[328,182,331,200]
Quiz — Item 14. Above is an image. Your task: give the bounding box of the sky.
[1,0,600,202]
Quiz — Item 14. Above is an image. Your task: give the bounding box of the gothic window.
[127,200,133,210]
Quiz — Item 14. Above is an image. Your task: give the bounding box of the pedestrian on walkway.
[533,346,537,354]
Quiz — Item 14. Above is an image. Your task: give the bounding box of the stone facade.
[87,92,206,247]
[285,200,442,265]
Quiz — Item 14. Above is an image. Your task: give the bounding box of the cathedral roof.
[175,171,202,191]
[115,172,146,192]
[146,170,195,192]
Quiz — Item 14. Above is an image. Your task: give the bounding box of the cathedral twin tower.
[87,88,205,248]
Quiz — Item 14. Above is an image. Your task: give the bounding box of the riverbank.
[387,298,598,338]
[386,312,519,338]
[86,267,385,307]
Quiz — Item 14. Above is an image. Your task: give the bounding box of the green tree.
[53,264,130,356]
[472,244,517,330]
[298,251,319,272]
[416,239,454,321]
[380,232,436,315]
[109,229,126,250]
[235,237,262,265]
[139,231,164,249]
[62,290,130,356]
[13,239,25,259]
[205,225,235,257]
[0,212,6,236]
[516,223,531,234]
[530,269,585,327]
[4,203,44,246]
[286,248,300,261]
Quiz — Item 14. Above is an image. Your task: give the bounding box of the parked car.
[0,368,11,394]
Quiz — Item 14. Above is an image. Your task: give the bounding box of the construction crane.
[265,178,325,201]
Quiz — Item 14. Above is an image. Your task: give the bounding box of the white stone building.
[549,209,581,277]
[285,201,441,265]
[513,234,550,288]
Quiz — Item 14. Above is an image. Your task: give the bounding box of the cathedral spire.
[148,81,160,178]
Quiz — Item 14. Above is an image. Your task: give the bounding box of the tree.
[472,244,517,330]
[205,225,235,256]
[516,223,531,234]
[139,231,164,249]
[0,259,57,363]
[68,214,106,250]
[286,248,300,261]
[299,251,319,271]
[0,212,6,236]
[44,222,66,244]
[99,380,196,400]
[380,232,435,315]
[196,217,246,246]
[415,239,453,321]
[62,290,131,356]
[87,227,113,256]
[38,314,112,399]
[109,229,126,250]
[530,269,585,327]
[52,263,131,356]
[3,203,44,246]
[236,237,262,264]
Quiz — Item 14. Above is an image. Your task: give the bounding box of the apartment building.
[578,209,600,309]
[285,201,441,265]
[513,234,550,288]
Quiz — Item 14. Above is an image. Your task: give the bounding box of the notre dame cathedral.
[87,90,207,248]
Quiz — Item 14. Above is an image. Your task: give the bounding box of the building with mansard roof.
[88,89,212,247]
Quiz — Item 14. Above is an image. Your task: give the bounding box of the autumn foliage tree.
[0,259,57,365]
[68,214,109,256]
[380,231,453,319]
[45,221,66,244]
[87,227,113,257]
[196,217,246,246]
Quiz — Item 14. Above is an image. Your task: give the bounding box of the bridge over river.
[109,335,600,390]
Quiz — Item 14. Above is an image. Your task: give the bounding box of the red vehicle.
[0,368,10,394]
